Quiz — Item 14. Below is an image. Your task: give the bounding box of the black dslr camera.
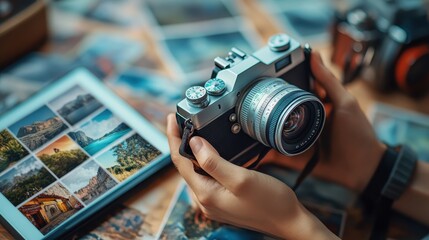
[331,0,429,96]
[176,34,325,171]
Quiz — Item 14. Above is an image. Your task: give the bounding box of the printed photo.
[79,171,182,239]
[69,109,132,156]
[107,69,184,132]
[160,182,270,240]
[77,33,145,76]
[163,30,254,75]
[0,157,56,206]
[278,5,333,40]
[37,135,89,178]
[8,106,69,151]
[96,134,161,182]
[79,205,147,240]
[145,0,235,26]
[0,129,29,174]
[86,0,146,27]
[61,160,117,205]
[49,85,103,126]
[18,182,83,235]
[371,103,429,162]
[2,53,74,85]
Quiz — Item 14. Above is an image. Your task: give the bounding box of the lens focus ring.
[237,78,325,155]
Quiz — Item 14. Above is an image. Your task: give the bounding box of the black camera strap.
[292,142,320,191]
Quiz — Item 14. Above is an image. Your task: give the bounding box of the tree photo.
[0,130,29,174]
[97,134,161,181]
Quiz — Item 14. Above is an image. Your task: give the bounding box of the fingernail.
[190,137,203,154]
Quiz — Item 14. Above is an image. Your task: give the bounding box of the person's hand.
[166,114,338,240]
[262,52,386,193]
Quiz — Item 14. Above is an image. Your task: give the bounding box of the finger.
[189,136,249,193]
[311,52,347,106]
[166,114,204,191]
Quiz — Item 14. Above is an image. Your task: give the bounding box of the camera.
[176,33,326,170]
[331,0,429,96]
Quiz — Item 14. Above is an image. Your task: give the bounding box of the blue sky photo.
[79,109,121,139]
[8,105,60,136]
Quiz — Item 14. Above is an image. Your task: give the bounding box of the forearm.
[393,161,429,225]
[279,204,340,240]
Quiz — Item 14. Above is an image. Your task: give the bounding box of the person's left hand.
[166,114,337,240]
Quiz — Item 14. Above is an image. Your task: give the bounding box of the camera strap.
[292,142,320,191]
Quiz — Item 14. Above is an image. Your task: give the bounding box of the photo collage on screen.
[0,85,162,235]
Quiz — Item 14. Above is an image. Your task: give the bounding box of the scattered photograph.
[77,33,145,76]
[61,160,117,205]
[107,68,184,131]
[145,0,235,26]
[0,157,56,206]
[0,129,29,174]
[69,109,132,156]
[160,182,270,240]
[371,103,429,162]
[49,85,103,126]
[96,134,162,182]
[163,30,254,75]
[37,135,89,178]
[79,205,148,240]
[8,105,69,151]
[78,172,183,239]
[86,0,146,27]
[18,182,83,235]
[278,5,333,40]
[2,53,74,84]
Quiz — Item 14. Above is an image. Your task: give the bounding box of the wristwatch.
[362,145,418,206]
[361,144,418,240]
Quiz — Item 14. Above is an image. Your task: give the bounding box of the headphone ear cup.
[395,44,429,96]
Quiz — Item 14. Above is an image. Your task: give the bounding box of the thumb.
[190,136,248,191]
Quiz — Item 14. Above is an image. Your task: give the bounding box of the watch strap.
[381,145,417,200]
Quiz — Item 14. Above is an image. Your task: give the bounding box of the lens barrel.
[237,78,325,155]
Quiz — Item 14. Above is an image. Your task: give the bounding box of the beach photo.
[8,105,68,151]
[68,109,132,156]
[37,135,89,178]
[0,157,56,206]
[61,160,117,205]
[49,85,103,126]
[0,129,29,174]
[18,182,83,235]
[96,134,161,182]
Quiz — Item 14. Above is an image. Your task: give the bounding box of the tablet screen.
[0,69,169,238]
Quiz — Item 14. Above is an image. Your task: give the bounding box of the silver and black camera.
[176,33,326,170]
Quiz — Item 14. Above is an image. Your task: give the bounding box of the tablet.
[0,68,170,239]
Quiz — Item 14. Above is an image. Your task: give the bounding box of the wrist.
[278,203,339,240]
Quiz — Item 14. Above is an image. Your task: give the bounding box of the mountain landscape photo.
[37,135,89,178]
[97,134,161,182]
[8,106,68,151]
[62,161,117,205]
[0,157,56,206]
[0,129,29,174]
[68,109,131,156]
[49,85,102,126]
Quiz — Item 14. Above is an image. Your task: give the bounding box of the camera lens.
[282,105,306,140]
[237,78,325,155]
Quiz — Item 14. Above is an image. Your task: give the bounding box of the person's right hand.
[263,52,386,193]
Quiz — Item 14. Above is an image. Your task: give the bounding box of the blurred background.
[1,0,429,239]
